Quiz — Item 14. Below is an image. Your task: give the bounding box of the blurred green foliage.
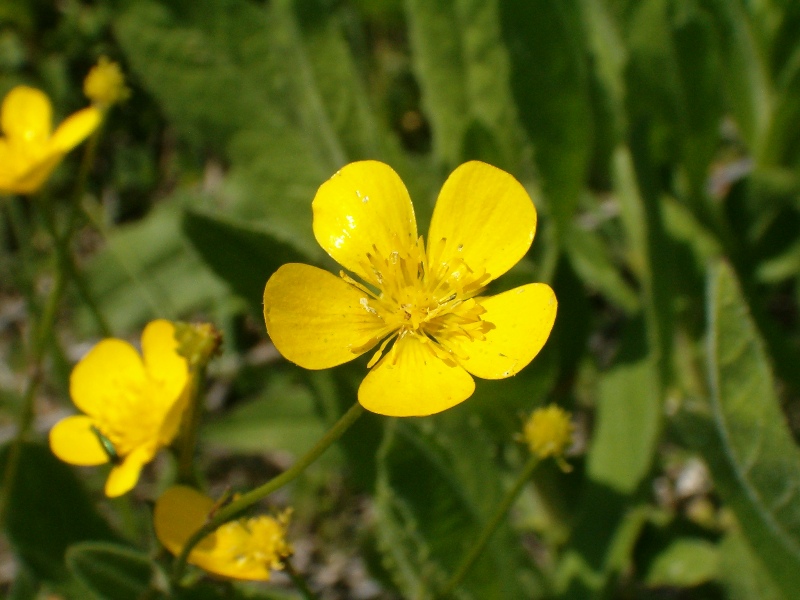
[2,0,800,598]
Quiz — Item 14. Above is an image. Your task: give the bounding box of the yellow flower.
[155,486,293,581]
[83,57,130,108]
[0,86,101,195]
[523,404,574,461]
[49,320,189,497]
[263,161,557,416]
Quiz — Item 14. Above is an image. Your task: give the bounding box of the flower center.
[343,236,495,367]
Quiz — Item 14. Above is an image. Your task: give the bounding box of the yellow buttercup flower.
[523,404,574,461]
[155,486,293,581]
[263,161,557,416]
[0,86,101,195]
[83,57,130,108]
[49,320,189,497]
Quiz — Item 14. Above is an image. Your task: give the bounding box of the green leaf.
[1,442,117,583]
[405,0,521,168]
[66,542,160,600]
[374,415,535,599]
[182,208,311,310]
[678,261,800,598]
[718,531,786,600]
[644,538,719,588]
[500,0,592,234]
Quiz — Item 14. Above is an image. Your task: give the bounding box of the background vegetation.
[1,0,800,598]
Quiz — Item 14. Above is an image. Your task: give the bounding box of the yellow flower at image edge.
[0,86,101,195]
[264,161,557,417]
[49,320,189,497]
[155,486,293,581]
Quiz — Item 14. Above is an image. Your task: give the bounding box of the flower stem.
[170,401,365,584]
[285,561,319,600]
[440,454,540,597]
[176,369,205,486]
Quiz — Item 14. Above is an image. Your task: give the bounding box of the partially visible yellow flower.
[263,160,557,417]
[523,404,574,463]
[49,320,189,497]
[83,56,130,108]
[0,86,101,195]
[155,486,293,581]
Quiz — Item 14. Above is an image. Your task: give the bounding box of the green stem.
[440,454,540,598]
[285,561,319,600]
[176,369,205,486]
[171,402,364,584]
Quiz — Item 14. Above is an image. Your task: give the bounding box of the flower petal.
[104,446,152,497]
[427,161,536,285]
[1,86,52,142]
[50,106,101,152]
[0,152,62,195]
[454,283,557,380]
[312,161,417,286]
[141,319,189,407]
[48,415,108,466]
[154,486,216,557]
[70,338,147,417]
[264,263,387,369]
[359,334,475,416]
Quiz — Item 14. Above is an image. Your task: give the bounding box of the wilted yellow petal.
[70,339,147,417]
[48,415,108,466]
[50,106,101,152]
[453,283,557,380]
[264,263,386,369]
[105,446,151,497]
[359,334,475,416]
[427,161,536,286]
[312,161,418,287]
[154,486,216,557]
[1,86,52,143]
[141,319,189,406]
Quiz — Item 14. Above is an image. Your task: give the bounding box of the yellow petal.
[141,319,189,405]
[1,86,52,143]
[48,415,108,466]
[358,333,475,416]
[0,152,62,195]
[312,161,418,286]
[154,486,216,557]
[104,446,152,497]
[50,106,101,152]
[427,161,536,285]
[70,338,147,417]
[263,263,386,369]
[454,283,557,380]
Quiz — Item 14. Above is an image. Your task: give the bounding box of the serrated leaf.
[374,416,534,599]
[679,261,800,597]
[644,538,719,588]
[182,208,311,310]
[405,0,520,168]
[1,442,117,583]
[66,542,159,600]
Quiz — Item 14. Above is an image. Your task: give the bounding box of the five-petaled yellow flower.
[49,320,189,497]
[0,86,100,195]
[155,486,293,581]
[264,161,557,416]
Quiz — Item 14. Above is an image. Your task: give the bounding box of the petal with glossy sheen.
[1,86,52,142]
[427,161,536,285]
[70,338,147,417]
[312,161,417,286]
[453,283,557,380]
[154,486,216,556]
[48,415,108,466]
[50,106,101,152]
[359,334,475,416]
[105,446,152,497]
[141,319,189,407]
[264,263,387,369]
